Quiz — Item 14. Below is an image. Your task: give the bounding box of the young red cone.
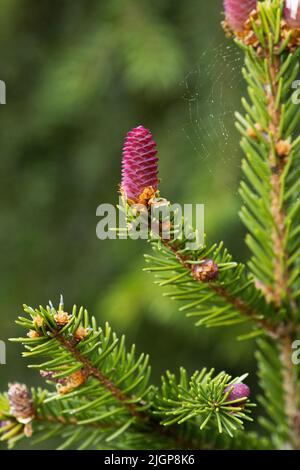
[121,125,159,202]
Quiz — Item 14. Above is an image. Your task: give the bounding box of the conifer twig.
[162,239,281,337]
[266,54,296,313]
[54,329,201,449]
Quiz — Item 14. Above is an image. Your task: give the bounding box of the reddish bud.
[191,259,219,282]
[224,382,250,406]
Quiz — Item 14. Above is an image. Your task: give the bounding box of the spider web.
[181,42,244,179]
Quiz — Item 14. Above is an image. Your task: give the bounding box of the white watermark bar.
[292,80,300,105]
[0,80,6,104]
[96,197,205,251]
[0,340,6,364]
[292,340,300,365]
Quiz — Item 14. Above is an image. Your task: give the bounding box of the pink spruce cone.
[284,1,300,28]
[224,382,250,407]
[224,0,257,32]
[121,125,159,202]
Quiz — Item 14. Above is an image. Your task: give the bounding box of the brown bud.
[137,186,157,206]
[221,19,234,38]
[275,140,292,157]
[27,330,40,339]
[191,259,219,282]
[57,370,87,395]
[247,123,263,139]
[54,310,71,327]
[34,314,43,328]
[74,326,89,341]
[24,423,33,438]
[280,21,300,52]
[8,383,34,424]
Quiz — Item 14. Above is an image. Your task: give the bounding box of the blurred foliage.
[0,0,259,447]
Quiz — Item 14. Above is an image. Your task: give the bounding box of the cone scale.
[224,0,257,32]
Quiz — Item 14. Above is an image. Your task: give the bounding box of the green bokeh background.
[0,0,258,447]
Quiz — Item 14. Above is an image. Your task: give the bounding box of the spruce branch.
[0,388,268,450]
[234,1,300,319]
[0,300,255,449]
[2,0,300,452]
[0,388,120,450]
[155,368,254,438]
[226,0,300,449]
[159,235,279,335]
[117,0,300,450]
[120,185,280,338]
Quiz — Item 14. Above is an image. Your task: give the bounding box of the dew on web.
[181,42,244,178]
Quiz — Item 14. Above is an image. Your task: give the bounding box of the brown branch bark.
[162,232,300,447]
[266,56,296,314]
[56,334,140,417]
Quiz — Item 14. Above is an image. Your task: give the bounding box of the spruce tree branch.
[3,302,258,449]
[53,333,201,449]
[162,239,280,337]
[34,399,210,450]
[250,15,300,446]
[8,306,208,450]
[232,1,300,450]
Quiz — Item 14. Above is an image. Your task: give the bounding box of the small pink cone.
[121,126,159,202]
[224,382,250,407]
